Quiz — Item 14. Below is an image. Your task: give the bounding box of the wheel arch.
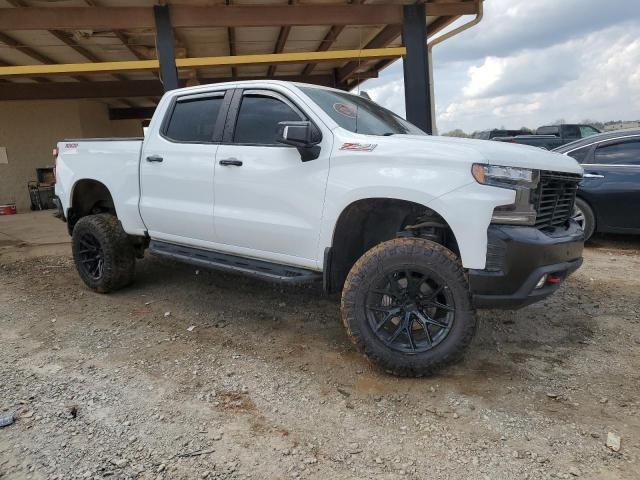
[68,179,118,234]
[324,197,460,294]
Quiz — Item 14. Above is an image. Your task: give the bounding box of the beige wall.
[0,99,142,212]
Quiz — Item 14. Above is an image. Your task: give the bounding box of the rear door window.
[165,94,225,143]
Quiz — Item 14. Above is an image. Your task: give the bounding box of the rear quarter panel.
[55,140,146,235]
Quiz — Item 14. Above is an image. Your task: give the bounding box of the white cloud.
[362,0,640,134]
[462,57,506,98]
[438,25,640,131]
[435,0,640,64]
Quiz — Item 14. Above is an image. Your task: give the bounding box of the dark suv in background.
[494,124,600,150]
[472,129,531,140]
[554,129,640,240]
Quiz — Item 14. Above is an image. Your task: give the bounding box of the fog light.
[535,274,548,289]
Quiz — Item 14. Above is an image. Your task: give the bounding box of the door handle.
[583,173,604,178]
[146,155,164,163]
[219,158,243,167]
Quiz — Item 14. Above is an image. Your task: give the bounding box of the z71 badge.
[340,142,378,152]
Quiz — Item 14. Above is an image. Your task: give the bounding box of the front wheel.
[341,238,477,377]
[573,197,595,241]
[72,214,136,293]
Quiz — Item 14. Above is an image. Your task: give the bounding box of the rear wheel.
[341,237,477,377]
[573,197,595,241]
[72,214,136,293]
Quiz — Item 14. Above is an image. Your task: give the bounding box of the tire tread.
[341,237,476,377]
[72,214,135,293]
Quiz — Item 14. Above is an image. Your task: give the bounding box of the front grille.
[533,170,582,230]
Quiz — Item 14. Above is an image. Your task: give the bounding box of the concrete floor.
[0,211,70,262]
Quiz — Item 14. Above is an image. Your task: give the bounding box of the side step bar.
[149,240,322,285]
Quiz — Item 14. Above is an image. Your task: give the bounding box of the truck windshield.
[300,87,425,136]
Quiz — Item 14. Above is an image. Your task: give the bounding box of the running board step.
[149,240,321,284]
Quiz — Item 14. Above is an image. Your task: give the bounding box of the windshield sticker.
[333,102,358,119]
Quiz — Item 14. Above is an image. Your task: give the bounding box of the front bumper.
[469,222,584,309]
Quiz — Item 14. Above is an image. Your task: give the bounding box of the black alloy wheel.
[71,214,136,293]
[77,232,105,280]
[365,268,454,354]
[341,237,477,377]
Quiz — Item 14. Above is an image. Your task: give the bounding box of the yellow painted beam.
[0,48,407,77]
[177,48,407,67]
[0,59,159,76]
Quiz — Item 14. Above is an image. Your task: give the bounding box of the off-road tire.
[341,237,476,377]
[574,197,595,241]
[72,214,136,293]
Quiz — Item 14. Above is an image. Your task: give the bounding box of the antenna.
[354,25,362,133]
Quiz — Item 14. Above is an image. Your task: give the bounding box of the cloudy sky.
[361,0,640,134]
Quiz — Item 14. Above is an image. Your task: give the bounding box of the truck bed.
[61,137,143,142]
[55,138,147,236]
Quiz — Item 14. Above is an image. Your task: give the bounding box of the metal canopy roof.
[0,0,480,109]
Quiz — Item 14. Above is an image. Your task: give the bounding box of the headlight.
[471,164,537,187]
[472,163,540,226]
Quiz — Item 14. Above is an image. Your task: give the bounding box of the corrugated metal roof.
[0,0,480,108]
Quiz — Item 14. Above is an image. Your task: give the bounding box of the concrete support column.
[402,4,433,134]
[153,5,179,91]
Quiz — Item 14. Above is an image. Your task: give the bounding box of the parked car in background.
[554,129,640,240]
[494,124,601,150]
[472,129,531,140]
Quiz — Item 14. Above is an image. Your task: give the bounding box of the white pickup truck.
[54,80,584,376]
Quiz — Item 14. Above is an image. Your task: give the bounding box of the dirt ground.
[1,212,639,480]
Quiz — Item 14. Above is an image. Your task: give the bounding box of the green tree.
[442,129,469,138]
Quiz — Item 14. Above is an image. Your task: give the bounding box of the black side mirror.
[276,121,322,161]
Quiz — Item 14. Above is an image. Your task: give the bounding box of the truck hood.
[393,134,583,174]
